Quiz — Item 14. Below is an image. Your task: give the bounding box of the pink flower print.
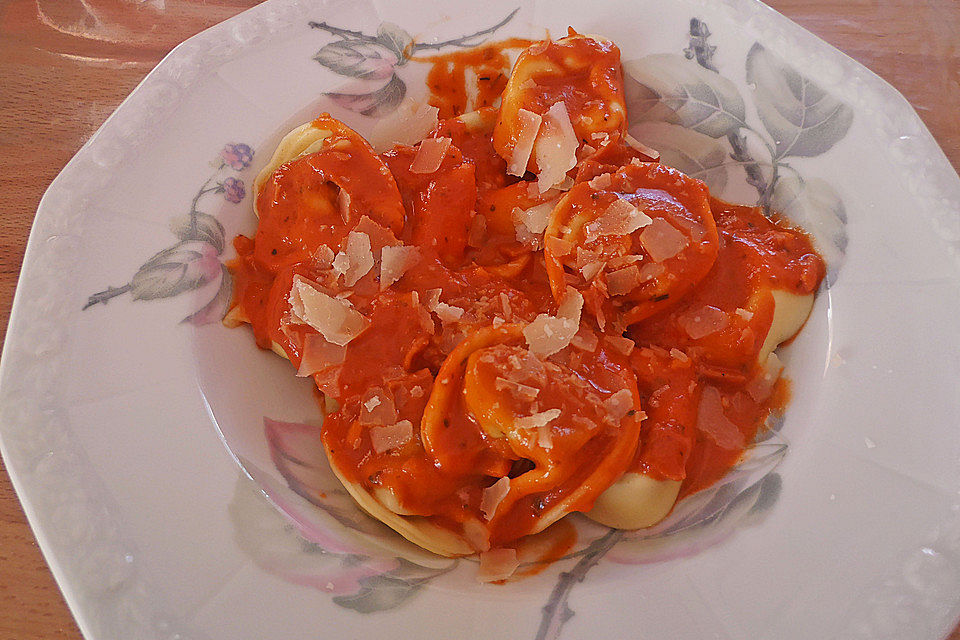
[222,177,245,203]
[221,143,253,170]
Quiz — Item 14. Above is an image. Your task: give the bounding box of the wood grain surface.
[1,1,958,638]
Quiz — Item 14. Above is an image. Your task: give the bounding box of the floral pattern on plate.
[83,143,254,324]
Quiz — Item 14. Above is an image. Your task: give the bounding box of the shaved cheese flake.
[514,201,555,235]
[623,133,661,160]
[538,424,554,449]
[605,335,635,356]
[557,285,584,320]
[638,262,665,282]
[477,548,519,583]
[336,188,352,223]
[670,347,689,362]
[747,352,784,401]
[312,244,335,268]
[379,245,420,290]
[640,218,688,262]
[369,99,439,151]
[735,307,754,321]
[570,329,599,352]
[296,333,347,377]
[587,173,612,190]
[603,389,635,422]
[679,305,729,340]
[507,109,543,176]
[606,264,642,296]
[424,288,443,310]
[360,388,398,426]
[580,260,605,282]
[607,254,643,269]
[433,302,465,323]
[495,377,540,402]
[519,78,538,91]
[410,136,452,174]
[480,477,511,520]
[369,420,413,454]
[331,231,374,287]
[545,235,574,257]
[289,276,369,346]
[499,292,513,320]
[534,101,579,192]
[515,408,561,430]
[585,198,653,241]
[467,214,487,248]
[697,387,745,450]
[524,286,583,357]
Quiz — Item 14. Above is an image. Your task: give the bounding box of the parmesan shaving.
[360,388,398,426]
[288,276,369,346]
[580,260,605,282]
[477,548,519,583]
[410,136,452,174]
[585,198,653,241]
[679,305,729,340]
[369,99,439,152]
[515,408,561,430]
[638,262,665,282]
[513,201,555,235]
[605,335,635,356]
[602,389,635,422]
[433,302,465,323]
[369,420,414,454]
[697,387,745,450]
[606,265,641,296]
[296,333,347,377]
[534,101,579,192]
[623,133,661,160]
[480,477,511,520]
[467,214,487,247]
[587,173,612,189]
[507,109,543,176]
[545,235,574,257]
[336,188,352,223]
[495,377,540,402]
[640,218,688,262]
[523,286,583,357]
[735,308,754,321]
[332,231,374,287]
[379,245,420,290]
[570,329,599,352]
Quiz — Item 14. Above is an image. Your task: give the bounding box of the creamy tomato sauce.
[226,32,825,557]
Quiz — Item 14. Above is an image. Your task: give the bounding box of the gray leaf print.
[375,23,414,62]
[314,39,400,80]
[746,43,854,159]
[332,573,421,613]
[326,74,407,117]
[624,54,747,138]
[629,121,733,194]
[169,212,225,253]
[770,173,848,283]
[129,240,218,300]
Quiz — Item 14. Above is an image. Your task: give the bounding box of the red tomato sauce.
[226,35,825,553]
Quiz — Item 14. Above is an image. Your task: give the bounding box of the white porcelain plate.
[3,1,960,638]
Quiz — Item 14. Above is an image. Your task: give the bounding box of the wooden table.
[1,1,958,637]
